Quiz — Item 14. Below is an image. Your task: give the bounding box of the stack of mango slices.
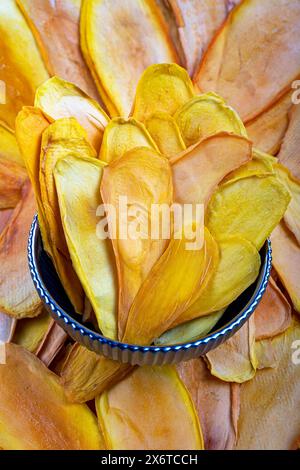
[0,0,299,450]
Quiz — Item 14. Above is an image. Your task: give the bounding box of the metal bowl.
[28,215,272,366]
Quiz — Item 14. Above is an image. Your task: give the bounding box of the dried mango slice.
[171,133,252,206]
[0,210,13,236]
[61,344,132,403]
[145,112,185,158]
[177,236,260,323]
[0,182,42,318]
[96,365,203,450]
[0,312,16,343]
[0,343,104,450]
[16,0,99,100]
[278,104,300,181]
[222,148,275,185]
[99,117,158,163]
[0,159,27,209]
[271,222,300,313]
[35,77,108,152]
[12,310,51,353]
[166,0,229,76]
[236,318,300,450]
[246,91,293,155]
[0,0,48,130]
[35,321,68,367]
[81,0,179,116]
[206,175,290,250]
[206,317,257,383]
[195,0,300,122]
[101,147,173,339]
[254,277,292,341]
[177,358,239,450]
[123,228,218,345]
[174,94,246,148]
[15,106,52,255]
[54,155,117,339]
[0,125,23,166]
[155,309,225,346]
[133,63,194,122]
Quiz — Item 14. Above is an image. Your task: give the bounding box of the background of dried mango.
[0,0,300,450]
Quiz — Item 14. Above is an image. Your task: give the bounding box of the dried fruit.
[0,312,16,343]
[12,310,52,353]
[101,147,173,339]
[222,148,275,185]
[0,125,23,166]
[145,112,186,158]
[132,63,194,122]
[96,365,203,450]
[54,155,118,339]
[0,343,104,450]
[99,117,158,163]
[81,0,179,116]
[0,210,13,236]
[35,321,68,367]
[171,133,252,206]
[278,104,300,181]
[195,0,300,122]
[0,159,27,209]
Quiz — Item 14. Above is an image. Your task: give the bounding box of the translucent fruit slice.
[0,159,27,209]
[0,125,24,166]
[145,112,186,158]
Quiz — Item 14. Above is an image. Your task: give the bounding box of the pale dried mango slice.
[206,317,257,383]
[0,0,48,130]
[12,310,51,353]
[16,0,99,100]
[0,210,13,236]
[194,0,300,122]
[54,155,117,339]
[0,159,27,209]
[0,182,42,319]
[177,358,239,450]
[123,228,218,345]
[15,106,52,255]
[0,312,16,343]
[278,104,300,181]
[0,343,104,450]
[0,125,23,166]
[145,112,185,158]
[61,343,132,403]
[177,236,260,323]
[271,222,300,313]
[101,147,173,339]
[206,175,290,250]
[155,309,225,346]
[96,365,203,450]
[254,277,292,341]
[174,94,246,148]
[35,77,108,152]
[81,0,179,116]
[171,133,252,206]
[35,321,68,367]
[133,63,194,122]
[99,117,158,163]
[166,0,229,76]
[236,318,300,450]
[246,91,293,155]
[222,148,275,185]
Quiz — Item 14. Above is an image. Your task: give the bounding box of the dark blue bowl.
[28,215,272,365]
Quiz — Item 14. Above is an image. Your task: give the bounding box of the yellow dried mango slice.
[155,309,225,346]
[174,94,246,147]
[54,155,117,339]
[278,104,300,181]
[0,125,23,166]
[145,112,186,158]
[171,133,252,206]
[96,365,203,450]
[206,175,290,250]
[0,0,48,130]
[0,343,104,450]
[12,310,52,353]
[222,148,275,185]
[194,0,300,122]
[0,159,27,209]
[133,64,194,122]
[35,77,108,152]
[101,147,173,339]
[0,182,42,319]
[16,0,99,100]
[61,343,132,403]
[123,228,218,345]
[99,117,158,163]
[81,0,179,116]
[177,236,260,323]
